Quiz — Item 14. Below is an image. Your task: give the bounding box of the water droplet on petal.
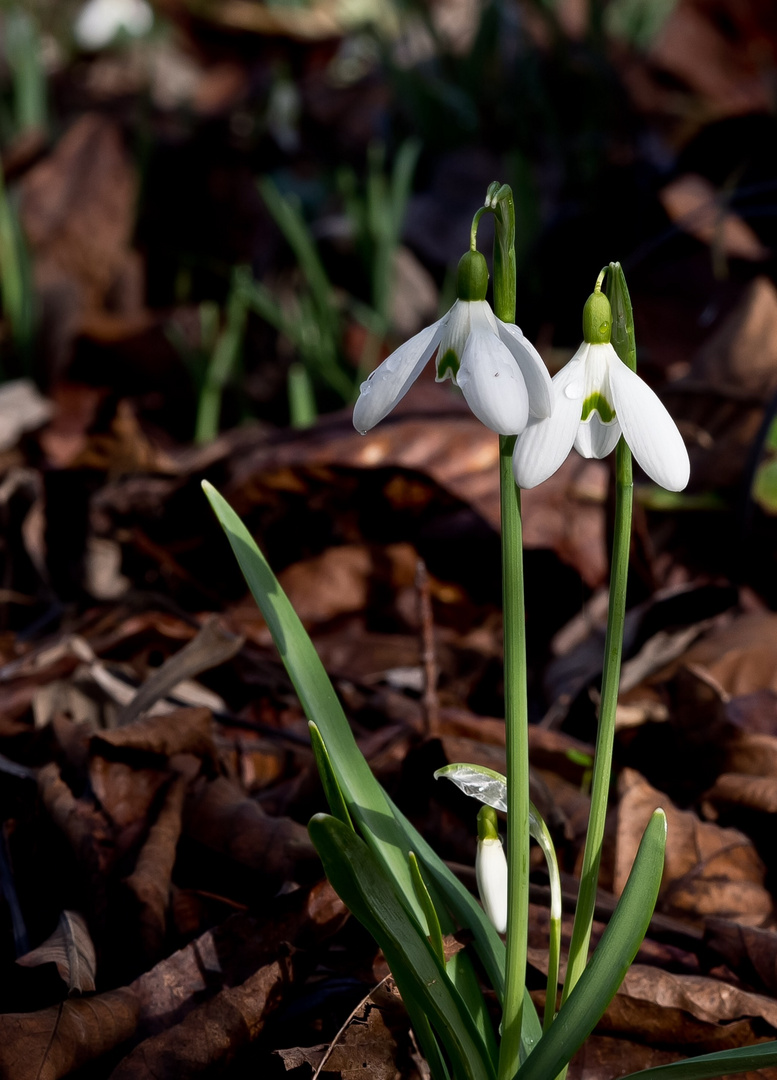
[565,381,583,400]
[358,429,367,436]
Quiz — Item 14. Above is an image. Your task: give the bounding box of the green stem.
[485,183,530,1080]
[561,435,633,1002]
[497,434,530,1080]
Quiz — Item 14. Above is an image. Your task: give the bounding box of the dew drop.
[564,381,583,400]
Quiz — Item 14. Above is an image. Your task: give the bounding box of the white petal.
[456,330,529,434]
[497,321,553,419]
[512,351,586,488]
[353,318,444,432]
[435,299,473,382]
[476,837,508,934]
[575,414,621,459]
[608,358,690,491]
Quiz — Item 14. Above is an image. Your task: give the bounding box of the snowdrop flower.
[513,287,690,491]
[353,250,552,436]
[475,806,507,934]
[74,0,153,51]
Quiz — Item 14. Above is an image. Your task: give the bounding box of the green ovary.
[581,392,615,423]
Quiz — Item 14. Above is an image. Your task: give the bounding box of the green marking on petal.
[581,392,616,423]
[437,349,459,380]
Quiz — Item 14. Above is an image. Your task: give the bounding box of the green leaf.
[308,721,352,829]
[310,813,496,1080]
[516,810,667,1080]
[409,852,445,966]
[619,1041,777,1080]
[202,482,532,1051]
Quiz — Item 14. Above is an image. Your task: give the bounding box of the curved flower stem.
[497,432,530,1080]
[486,183,530,1080]
[561,264,635,1005]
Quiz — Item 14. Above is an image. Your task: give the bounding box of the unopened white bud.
[476,835,508,934]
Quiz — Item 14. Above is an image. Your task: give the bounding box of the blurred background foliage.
[2,0,777,449]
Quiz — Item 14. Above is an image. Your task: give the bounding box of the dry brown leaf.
[114,618,241,727]
[92,706,215,759]
[38,761,114,873]
[566,1034,681,1080]
[682,612,777,696]
[0,987,139,1080]
[659,175,769,262]
[110,958,289,1079]
[226,397,609,588]
[704,919,777,996]
[124,775,187,961]
[89,756,169,834]
[184,775,317,882]
[605,963,777,1048]
[276,542,419,628]
[16,911,96,994]
[130,882,346,1038]
[19,114,145,373]
[662,278,777,491]
[703,772,777,815]
[615,770,771,925]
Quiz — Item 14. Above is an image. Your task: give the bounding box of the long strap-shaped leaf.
[621,1043,777,1080]
[515,810,667,1080]
[202,483,542,1052]
[310,812,496,1080]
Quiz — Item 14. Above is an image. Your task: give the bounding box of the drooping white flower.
[74,0,153,51]
[513,288,690,491]
[353,251,552,437]
[475,805,507,934]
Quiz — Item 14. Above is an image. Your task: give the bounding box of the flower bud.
[476,805,508,934]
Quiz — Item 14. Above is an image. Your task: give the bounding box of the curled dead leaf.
[0,987,139,1080]
[184,775,318,882]
[16,911,96,994]
[124,775,187,962]
[615,770,771,926]
[110,958,289,1079]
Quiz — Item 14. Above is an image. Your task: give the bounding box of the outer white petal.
[575,414,621,459]
[353,317,444,432]
[456,330,529,434]
[608,358,690,491]
[476,837,508,934]
[496,321,553,419]
[512,350,587,488]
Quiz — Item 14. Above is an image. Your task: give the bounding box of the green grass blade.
[310,812,497,1080]
[516,810,666,1080]
[619,1042,777,1080]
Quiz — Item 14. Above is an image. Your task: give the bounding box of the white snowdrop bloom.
[475,805,508,935]
[513,288,690,491]
[353,251,552,437]
[74,0,153,51]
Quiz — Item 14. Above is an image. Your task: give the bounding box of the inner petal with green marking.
[436,349,460,380]
[581,391,616,423]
